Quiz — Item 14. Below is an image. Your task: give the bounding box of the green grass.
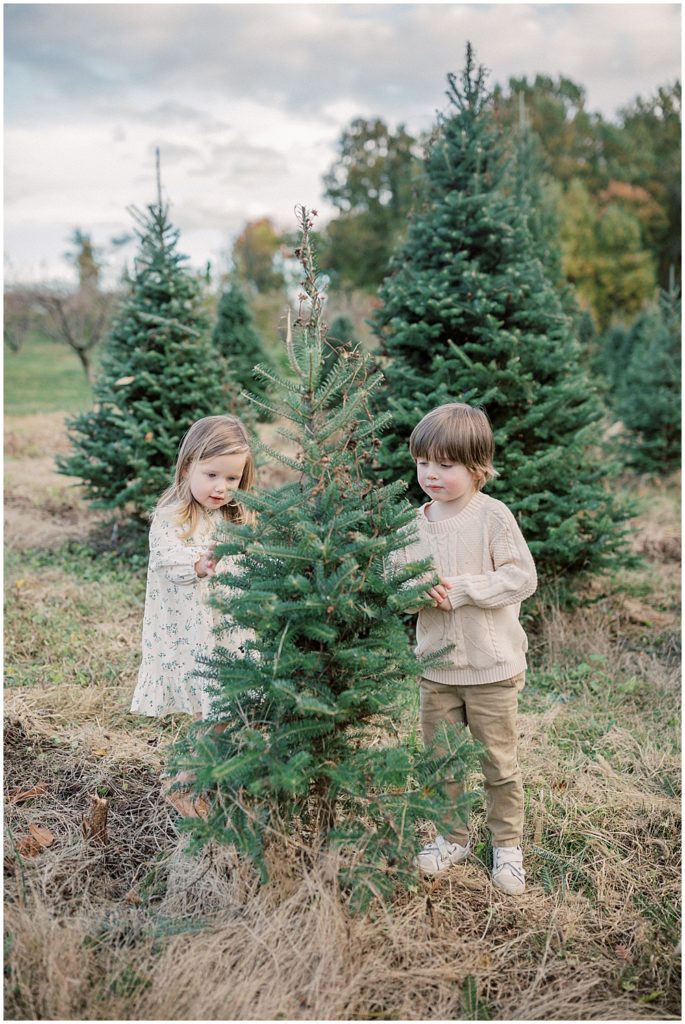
[4,334,95,415]
[4,543,146,689]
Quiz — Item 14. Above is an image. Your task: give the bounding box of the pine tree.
[57,160,223,522]
[174,206,479,910]
[373,46,633,586]
[212,279,273,420]
[616,281,681,473]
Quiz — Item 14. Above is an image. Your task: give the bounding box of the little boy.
[395,402,537,895]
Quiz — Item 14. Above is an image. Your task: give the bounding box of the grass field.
[3,352,681,1020]
[4,334,94,415]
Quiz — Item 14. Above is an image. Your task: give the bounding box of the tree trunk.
[311,776,336,839]
[74,347,92,383]
[82,794,108,846]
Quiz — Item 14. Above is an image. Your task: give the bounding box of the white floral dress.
[130,508,249,719]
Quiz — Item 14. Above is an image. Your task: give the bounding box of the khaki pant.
[419,673,525,847]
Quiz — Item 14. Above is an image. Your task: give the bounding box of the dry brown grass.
[4,412,106,551]
[4,413,681,1020]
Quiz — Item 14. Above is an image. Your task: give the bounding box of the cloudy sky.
[4,1,681,284]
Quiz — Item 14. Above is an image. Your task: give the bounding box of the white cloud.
[4,3,681,281]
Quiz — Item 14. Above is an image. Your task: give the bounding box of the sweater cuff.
[446,581,470,609]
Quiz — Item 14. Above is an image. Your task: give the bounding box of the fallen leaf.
[92,749,109,757]
[114,375,135,386]
[163,790,209,819]
[16,835,42,858]
[124,888,142,905]
[16,824,54,858]
[28,823,55,848]
[7,781,49,804]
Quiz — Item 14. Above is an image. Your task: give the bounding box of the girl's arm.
[148,514,207,586]
[442,510,537,610]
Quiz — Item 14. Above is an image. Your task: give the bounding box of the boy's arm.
[442,510,537,610]
[148,514,208,586]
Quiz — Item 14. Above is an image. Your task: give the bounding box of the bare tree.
[28,284,115,382]
[3,286,40,353]
[4,230,118,381]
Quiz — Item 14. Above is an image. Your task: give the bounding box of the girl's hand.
[194,552,216,578]
[426,579,453,610]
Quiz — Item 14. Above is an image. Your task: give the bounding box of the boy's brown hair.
[409,402,498,490]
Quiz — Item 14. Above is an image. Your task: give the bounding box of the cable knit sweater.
[393,491,537,686]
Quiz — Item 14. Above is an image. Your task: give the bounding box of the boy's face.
[416,458,477,510]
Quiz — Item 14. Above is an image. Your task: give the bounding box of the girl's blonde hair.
[156,415,256,537]
[409,402,498,490]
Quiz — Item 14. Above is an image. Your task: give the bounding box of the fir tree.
[57,160,223,522]
[373,46,633,586]
[510,94,566,293]
[212,279,273,420]
[616,281,681,473]
[174,207,479,910]
[323,314,358,378]
[593,321,634,398]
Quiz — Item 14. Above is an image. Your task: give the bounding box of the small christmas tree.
[175,207,479,910]
[57,156,223,523]
[373,46,633,586]
[617,280,681,474]
[212,279,273,420]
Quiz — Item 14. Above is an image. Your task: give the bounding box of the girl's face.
[186,452,248,510]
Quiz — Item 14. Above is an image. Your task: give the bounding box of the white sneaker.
[414,834,471,876]
[492,845,525,895]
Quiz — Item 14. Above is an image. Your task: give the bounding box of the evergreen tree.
[616,281,681,473]
[329,314,357,346]
[57,161,223,522]
[323,314,358,378]
[510,95,566,291]
[212,279,273,420]
[373,46,633,586]
[175,207,479,910]
[593,321,634,399]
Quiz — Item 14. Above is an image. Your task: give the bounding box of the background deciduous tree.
[5,230,116,381]
[231,217,285,294]
[320,118,422,290]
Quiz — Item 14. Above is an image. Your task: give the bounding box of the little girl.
[131,414,255,756]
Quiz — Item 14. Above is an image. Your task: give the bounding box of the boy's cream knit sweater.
[394,491,537,686]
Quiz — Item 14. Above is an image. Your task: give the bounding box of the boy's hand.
[426,578,453,610]
[194,552,216,578]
